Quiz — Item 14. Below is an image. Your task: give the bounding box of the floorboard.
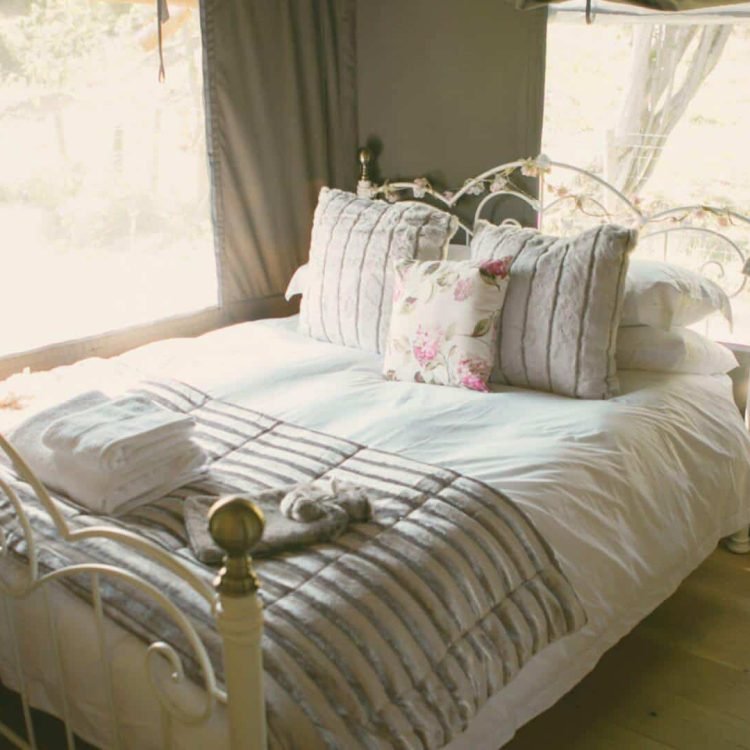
[505,546,750,749]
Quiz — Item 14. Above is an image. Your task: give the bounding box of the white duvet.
[2,314,749,749]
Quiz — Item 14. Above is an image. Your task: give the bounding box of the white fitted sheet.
[2,314,749,750]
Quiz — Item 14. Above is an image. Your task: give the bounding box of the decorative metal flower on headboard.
[463,179,485,197]
[412,177,430,199]
[666,205,736,227]
[381,182,399,203]
[489,176,509,193]
[520,154,552,178]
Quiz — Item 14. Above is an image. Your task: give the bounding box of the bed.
[1,154,750,750]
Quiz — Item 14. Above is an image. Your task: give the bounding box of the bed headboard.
[356,148,750,306]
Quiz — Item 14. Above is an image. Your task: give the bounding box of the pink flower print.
[393,274,405,304]
[412,325,442,368]
[457,357,491,392]
[480,256,513,279]
[453,277,473,302]
[462,373,487,391]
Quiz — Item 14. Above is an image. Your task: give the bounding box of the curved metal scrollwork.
[360,153,750,302]
[0,432,230,748]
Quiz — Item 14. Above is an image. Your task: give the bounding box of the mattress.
[2,314,749,749]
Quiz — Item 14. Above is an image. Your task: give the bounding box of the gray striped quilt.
[0,379,586,750]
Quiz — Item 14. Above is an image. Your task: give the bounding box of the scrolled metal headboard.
[356,148,750,303]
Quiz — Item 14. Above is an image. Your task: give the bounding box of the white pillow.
[621,260,732,329]
[285,248,467,301]
[285,264,308,301]
[471,220,637,399]
[300,188,458,353]
[616,326,738,375]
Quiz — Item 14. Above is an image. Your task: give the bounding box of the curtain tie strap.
[157,0,170,82]
[585,0,594,23]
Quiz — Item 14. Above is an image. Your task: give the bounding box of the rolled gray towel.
[279,477,370,522]
[184,478,372,564]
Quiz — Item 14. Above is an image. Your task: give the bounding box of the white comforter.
[2,315,749,749]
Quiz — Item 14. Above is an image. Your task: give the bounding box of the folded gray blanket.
[184,477,372,563]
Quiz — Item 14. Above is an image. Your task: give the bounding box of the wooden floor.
[0,690,96,750]
[505,545,750,750]
[1,546,748,750]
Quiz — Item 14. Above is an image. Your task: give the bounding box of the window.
[0,0,216,358]
[543,2,750,342]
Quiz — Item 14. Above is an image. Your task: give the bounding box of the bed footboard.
[0,433,268,750]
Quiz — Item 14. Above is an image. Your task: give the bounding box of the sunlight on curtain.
[542,11,750,343]
[0,0,217,357]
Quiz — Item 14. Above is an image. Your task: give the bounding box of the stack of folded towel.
[9,391,207,516]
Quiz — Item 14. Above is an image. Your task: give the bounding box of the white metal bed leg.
[725,527,750,554]
[43,588,76,750]
[209,496,267,750]
[91,573,124,750]
[3,597,37,750]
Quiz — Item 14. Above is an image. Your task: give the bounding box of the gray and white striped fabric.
[1,379,586,750]
[300,188,458,353]
[471,221,637,399]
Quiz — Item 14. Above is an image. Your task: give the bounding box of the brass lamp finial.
[358,148,372,182]
[209,495,265,596]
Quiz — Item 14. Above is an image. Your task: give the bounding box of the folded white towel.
[42,393,195,472]
[9,391,107,469]
[57,441,205,515]
[10,392,207,515]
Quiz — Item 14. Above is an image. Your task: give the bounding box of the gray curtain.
[356,0,547,227]
[200,0,357,316]
[514,0,750,9]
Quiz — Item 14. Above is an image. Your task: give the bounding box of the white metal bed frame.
[1,151,749,750]
[357,152,750,541]
[0,432,266,750]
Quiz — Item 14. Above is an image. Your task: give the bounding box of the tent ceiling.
[546,0,750,23]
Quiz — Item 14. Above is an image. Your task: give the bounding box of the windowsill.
[0,294,296,382]
[0,299,220,360]
[2,302,219,357]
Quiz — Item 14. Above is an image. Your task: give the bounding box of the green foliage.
[0,0,210,264]
[0,0,132,88]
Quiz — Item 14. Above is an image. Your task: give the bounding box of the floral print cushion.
[383,258,512,392]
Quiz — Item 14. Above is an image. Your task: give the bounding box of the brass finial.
[208,495,265,596]
[358,148,372,182]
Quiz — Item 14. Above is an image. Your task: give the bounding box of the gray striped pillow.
[471,220,637,399]
[300,188,458,353]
